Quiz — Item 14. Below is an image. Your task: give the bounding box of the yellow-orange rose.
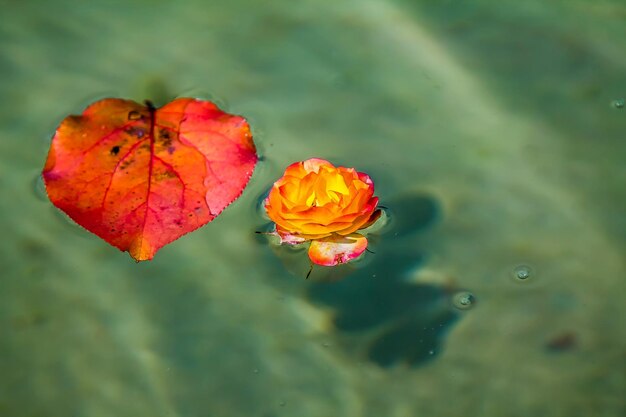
[265,158,379,266]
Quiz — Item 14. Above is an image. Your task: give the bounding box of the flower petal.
[308,233,368,266]
[283,161,308,179]
[274,226,308,244]
[275,225,331,241]
[302,158,333,173]
[357,172,374,187]
[333,211,375,236]
[360,208,383,229]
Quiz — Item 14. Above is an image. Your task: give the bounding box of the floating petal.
[308,233,368,266]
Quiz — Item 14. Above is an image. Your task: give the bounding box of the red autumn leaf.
[42,97,257,261]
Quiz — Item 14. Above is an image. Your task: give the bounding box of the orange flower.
[265,158,380,266]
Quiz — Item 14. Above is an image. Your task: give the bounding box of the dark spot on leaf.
[120,159,134,170]
[128,110,141,120]
[125,126,146,138]
[159,129,173,147]
[157,170,176,181]
[110,146,120,156]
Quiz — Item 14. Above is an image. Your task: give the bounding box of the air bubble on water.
[33,175,48,202]
[452,291,476,310]
[513,264,533,281]
[611,98,624,109]
[279,400,286,407]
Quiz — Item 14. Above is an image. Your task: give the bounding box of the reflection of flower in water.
[265,158,380,266]
[305,193,460,367]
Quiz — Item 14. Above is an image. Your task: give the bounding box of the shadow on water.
[305,193,460,367]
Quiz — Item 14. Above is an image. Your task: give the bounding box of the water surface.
[1,0,625,416]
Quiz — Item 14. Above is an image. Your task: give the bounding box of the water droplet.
[513,264,533,281]
[611,98,624,109]
[33,175,48,202]
[452,291,476,310]
[128,110,141,120]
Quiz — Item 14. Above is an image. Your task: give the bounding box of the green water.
[1,0,625,416]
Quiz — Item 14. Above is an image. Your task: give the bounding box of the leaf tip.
[129,237,156,262]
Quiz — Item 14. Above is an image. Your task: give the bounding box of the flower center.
[305,172,350,207]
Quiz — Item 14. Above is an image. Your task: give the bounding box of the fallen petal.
[308,233,368,266]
